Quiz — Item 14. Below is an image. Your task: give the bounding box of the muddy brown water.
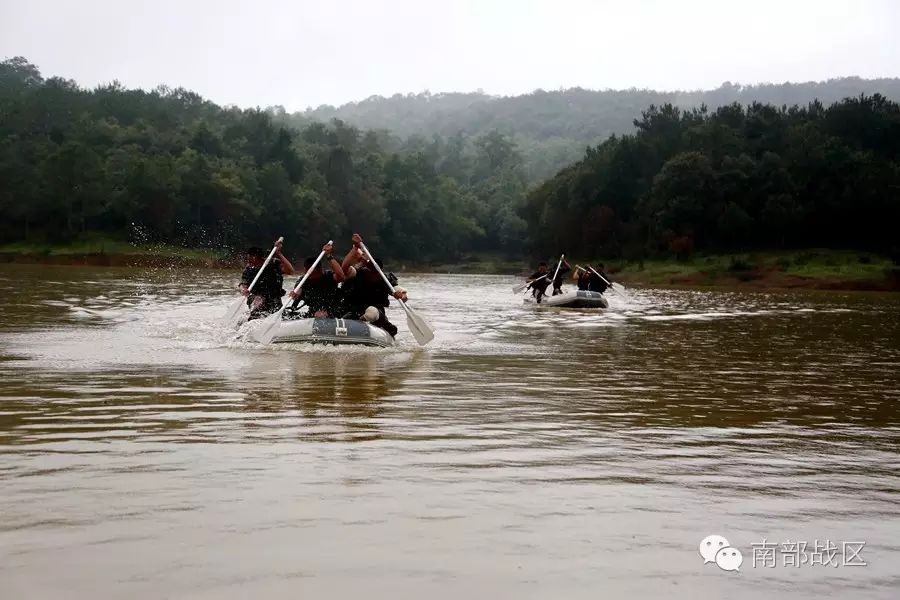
[0,265,898,599]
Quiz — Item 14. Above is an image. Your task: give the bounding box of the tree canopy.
[2,57,898,265]
[524,98,900,260]
[0,57,528,261]
[280,78,900,181]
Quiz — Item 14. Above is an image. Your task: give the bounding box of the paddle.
[549,254,565,289]
[256,240,332,345]
[359,242,434,346]
[512,274,547,294]
[587,265,629,300]
[222,236,283,328]
[512,253,563,294]
[525,253,565,302]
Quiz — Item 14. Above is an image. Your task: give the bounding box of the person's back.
[239,243,294,319]
[339,233,403,337]
[296,273,341,317]
[527,262,551,302]
[288,243,345,318]
[588,274,608,293]
[551,260,571,295]
[588,264,611,294]
[342,265,391,312]
[576,269,592,291]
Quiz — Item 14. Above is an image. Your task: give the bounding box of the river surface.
[0,264,898,599]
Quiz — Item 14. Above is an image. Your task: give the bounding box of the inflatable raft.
[524,289,609,309]
[253,317,395,347]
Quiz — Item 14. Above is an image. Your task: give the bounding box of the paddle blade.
[255,308,285,345]
[512,282,528,294]
[611,282,630,300]
[403,304,434,346]
[222,297,247,327]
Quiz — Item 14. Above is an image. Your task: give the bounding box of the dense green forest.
[1,56,898,265]
[525,97,900,260]
[0,57,527,260]
[278,78,900,181]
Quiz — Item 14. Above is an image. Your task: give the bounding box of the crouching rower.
[575,264,613,294]
[238,240,295,320]
[525,261,551,303]
[575,266,591,290]
[551,258,571,295]
[340,233,406,337]
[286,241,345,318]
[589,263,614,293]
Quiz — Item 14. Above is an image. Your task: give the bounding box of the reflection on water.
[0,265,898,599]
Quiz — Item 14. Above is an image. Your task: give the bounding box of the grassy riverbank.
[610,250,899,291]
[415,249,899,291]
[1,243,897,291]
[0,240,231,268]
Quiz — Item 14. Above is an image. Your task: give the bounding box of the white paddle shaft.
[245,236,283,293]
[588,265,612,287]
[550,254,565,286]
[358,243,401,304]
[289,240,333,297]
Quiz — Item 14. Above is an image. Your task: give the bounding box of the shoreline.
[2,249,897,292]
[619,272,900,292]
[0,251,236,270]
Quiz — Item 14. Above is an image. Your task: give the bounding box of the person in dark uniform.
[575,266,592,291]
[526,261,551,303]
[588,263,612,294]
[287,241,345,318]
[238,240,295,320]
[339,233,406,337]
[551,258,571,295]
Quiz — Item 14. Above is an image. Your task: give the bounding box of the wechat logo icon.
[699,534,743,572]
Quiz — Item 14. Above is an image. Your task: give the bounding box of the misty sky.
[2,0,898,111]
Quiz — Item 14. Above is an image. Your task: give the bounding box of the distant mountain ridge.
[272,77,900,180]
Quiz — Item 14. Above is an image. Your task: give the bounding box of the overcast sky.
[1,0,898,111]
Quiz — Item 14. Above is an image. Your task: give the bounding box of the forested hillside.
[2,56,898,266]
[524,97,900,259]
[0,57,528,261]
[277,78,900,181]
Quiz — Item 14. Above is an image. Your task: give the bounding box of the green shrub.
[727,257,754,272]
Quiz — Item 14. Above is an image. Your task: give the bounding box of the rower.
[526,261,551,303]
[287,241,344,318]
[238,240,295,320]
[588,263,612,294]
[575,266,592,291]
[340,233,406,337]
[551,258,571,296]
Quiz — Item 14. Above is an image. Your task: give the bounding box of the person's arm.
[341,248,362,278]
[342,234,365,277]
[321,242,345,282]
[329,257,345,282]
[386,271,407,301]
[274,239,295,275]
[289,275,303,300]
[392,287,408,301]
[239,267,253,295]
